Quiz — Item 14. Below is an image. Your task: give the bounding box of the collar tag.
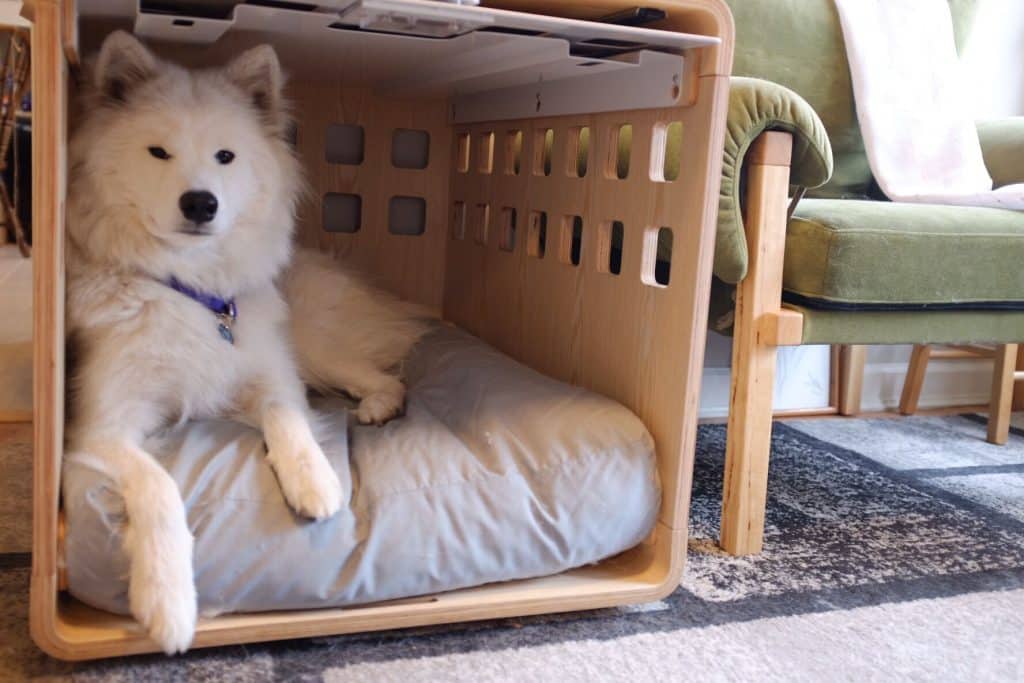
[165,276,238,345]
[217,320,235,344]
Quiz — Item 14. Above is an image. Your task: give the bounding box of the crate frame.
[25,0,734,660]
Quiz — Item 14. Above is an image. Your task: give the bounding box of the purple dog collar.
[166,276,238,344]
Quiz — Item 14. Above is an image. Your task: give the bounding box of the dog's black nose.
[179,190,218,224]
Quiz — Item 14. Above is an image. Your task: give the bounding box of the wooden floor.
[0,421,31,555]
[0,244,33,555]
[0,244,32,421]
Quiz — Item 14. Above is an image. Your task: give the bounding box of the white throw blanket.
[834,0,1024,209]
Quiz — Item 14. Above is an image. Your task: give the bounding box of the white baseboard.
[858,358,993,413]
[699,351,995,419]
[698,367,732,419]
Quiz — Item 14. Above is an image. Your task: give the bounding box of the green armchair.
[715,0,1024,554]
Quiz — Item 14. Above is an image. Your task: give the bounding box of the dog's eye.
[215,150,235,165]
[148,146,171,160]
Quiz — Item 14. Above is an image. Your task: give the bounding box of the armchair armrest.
[717,77,833,284]
[977,118,1024,188]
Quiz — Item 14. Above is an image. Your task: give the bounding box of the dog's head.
[69,32,301,293]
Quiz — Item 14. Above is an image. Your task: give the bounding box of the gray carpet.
[3,414,1024,681]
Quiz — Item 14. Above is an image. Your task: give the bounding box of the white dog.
[66,31,428,653]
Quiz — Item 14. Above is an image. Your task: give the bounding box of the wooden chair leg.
[899,344,932,415]
[0,182,29,257]
[988,344,1018,445]
[722,317,778,555]
[837,345,866,416]
[721,132,793,556]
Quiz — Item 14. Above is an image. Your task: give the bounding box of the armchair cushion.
[716,77,834,283]
[783,198,1024,309]
[793,305,1024,345]
[977,118,1024,188]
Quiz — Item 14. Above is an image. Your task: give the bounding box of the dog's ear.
[224,45,286,130]
[94,31,159,103]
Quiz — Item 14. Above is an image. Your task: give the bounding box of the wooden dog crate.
[26,0,733,659]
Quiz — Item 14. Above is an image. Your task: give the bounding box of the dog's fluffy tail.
[282,248,434,394]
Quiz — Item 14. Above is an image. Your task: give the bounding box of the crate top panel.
[76,1,719,95]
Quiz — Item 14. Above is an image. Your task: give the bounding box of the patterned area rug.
[3,415,1024,681]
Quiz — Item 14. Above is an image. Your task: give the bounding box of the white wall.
[699,336,831,419]
[0,2,29,29]
[858,345,995,413]
[961,0,1024,118]
[699,0,1023,418]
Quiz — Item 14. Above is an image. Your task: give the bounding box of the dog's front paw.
[128,527,197,655]
[356,389,405,426]
[133,582,197,655]
[269,438,344,519]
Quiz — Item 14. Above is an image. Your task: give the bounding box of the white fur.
[66,32,428,654]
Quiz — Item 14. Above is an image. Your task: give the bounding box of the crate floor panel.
[61,323,659,617]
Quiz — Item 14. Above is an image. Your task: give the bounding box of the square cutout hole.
[642,227,673,286]
[323,193,361,233]
[505,130,523,175]
[598,220,624,275]
[451,201,467,240]
[559,215,583,266]
[528,211,547,258]
[568,127,590,177]
[533,128,553,176]
[325,124,364,165]
[651,121,682,182]
[500,207,518,252]
[392,129,430,169]
[388,196,426,236]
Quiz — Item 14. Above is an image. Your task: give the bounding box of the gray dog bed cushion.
[62,323,660,616]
